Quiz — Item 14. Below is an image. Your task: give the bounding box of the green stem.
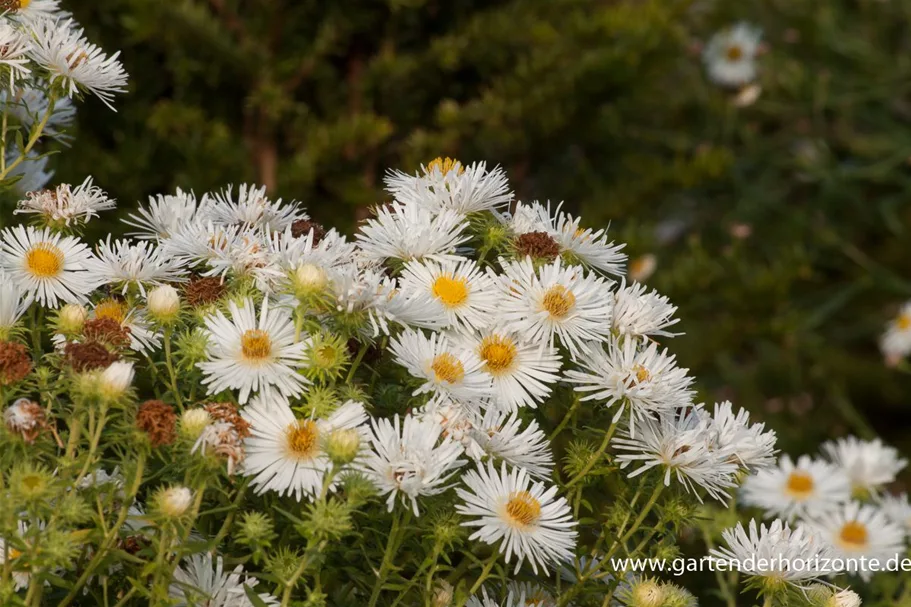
[163,328,184,410]
[368,507,406,607]
[346,341,370,384]
[0,101,54,182]
[466,552,499,596]
[549,393,580,441]
[564,420,617,489]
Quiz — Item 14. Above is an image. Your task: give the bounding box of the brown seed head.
[204,402,251,439]
[83,317,132,350]
[4,398,45,444]
[136,400,178,447]
[514,231,561,262]
[0,341,32,386]
[183,276,226,307]
[290,219,326,244]
[64,341,118,372]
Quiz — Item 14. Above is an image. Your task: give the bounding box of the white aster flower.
[86,237,188,297]
[466,587,528,607]
[28,18,128,110]
[709,401,778,472]
[878,493,911,539]
[456,461,577,574]
[496,257,613,359]
[268,226,355,293]
[84,297,161,353]
[197,297,309,404]
[821,436,907,497]
[703,22,762,88]
[710,519,835,584]
[124,189,208,240]
[384,157,513,215]
[740,455,851,521]
[880,301,911,365]
[4,0,68,24]
[15,177,115,226]
[0,224,98,308]
[462,327,562,412]
[800,501,905,581]
[390,329,492,401]
[356,202,470,263]
[471,407,554,481]
[0,271,32,335]
[207,183,304,232]
[241,396,368,500]
[613,408,738,503]
[611,280,680,338]
[564,337,695,436]
[170,553,278,607]
[551,209,626,276]
[363,414,465,515]
[399,257,499,333]
[0,21,32,85]
[504,200,555,234]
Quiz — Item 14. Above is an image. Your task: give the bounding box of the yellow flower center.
[426,157,464,176]
[313,344,338,368]
[7,547,21,560]
[431,274,469,307]
[25,243,63,278]
[94,299,126,323]
[837,521,869,550]
[431,353,464,384]
[726,44,744,61]
[479,334,517,376]
[632,364,651,383]
[784,471,814,499]
[504,491,541,528]
[240,329,272,361]
[898,313,911,331]
[285,420,319,459]
[541,285,575,318]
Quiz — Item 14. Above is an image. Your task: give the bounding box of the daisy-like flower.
[356,202,470,263]
[613,408,739,503]
[456,461,577,574]
[462,328,562,411]
[551,209,627,276]
[28,18,128,110]
[362,414,465,515]
[821,436,907,497]
[268,226,356,293]
[709,401,778,472]
[710,519,835,585]
[207,183,304,232]
[241,396,368,500]
[471,407,554,481]
[611,280,680,339]
[703,22,762,88]
[398,257,499,333]
[880,301,911,365]
[124,189,208,240]
[0,21,32,86]
[15,177,116,227]
[800,501,905,581]
[0,271,32,337]
[87,297,160,353]
[384,158,513,215]
[86,238,188,297]
[389,329,491,401]
[4,0,68,24]
[564,337,695,436]
[504,201,554,235]
[197,297,309,404]
[496,257,613,359]
[0,224,98,308]
[740,455,851,521]
[169,553,279,606]
[878,493,911,539]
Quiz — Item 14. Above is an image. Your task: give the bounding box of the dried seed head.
[183,276,226,307]
[514,231,561,262]
[204,401,251,439]
[136,400,178,447]
[0,341,32,386]
[83,317,132,350]
[4,398,45,443]
[64,341,118,372]
[290,219,326,243]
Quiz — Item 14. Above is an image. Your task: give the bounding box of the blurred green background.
[55,0,911,461]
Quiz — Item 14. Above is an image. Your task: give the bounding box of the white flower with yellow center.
[496,257,613,359]
[86,237,188,297]
[461,328,561,411]
[15,177,115,227]
[471,407,554,481]
[197,297,309,404]
[268,226,355,293]
[399,257,499,333]
[356,202,470,264]
[703,23,762,88]
[611,280,680,339]
[389,329,492,401]
[880,301,911,364]
[551,210,627,277]
[564,337,695,437]
[385,157,513,215]
[27,18,128,110]
[740,455,851,521]
[123,188,208,240]
[800,501,905,581]
[456,461,577,574]
[4,0,67,24]
[170,553,279,606]
[0,21,32,85]
[0,224,98,308]
[362,414,465,515]
[613,408,738,503]
[51,297,161,354]
[241,395,368,501]
[710,519,835,583]
[821,436,907,497]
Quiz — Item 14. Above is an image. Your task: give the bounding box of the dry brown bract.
[183,276,226,307]
[0,341,32,386]
[83,317,132,351]
[136,399,178,447]
[64,341,118,372]
[514,231,561,262]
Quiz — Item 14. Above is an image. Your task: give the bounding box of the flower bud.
[153,486,193,518]
[629,578,665,607]
[432,581,453,607]
[179,408,212,441]
[325,428,360,466]
[58,303,87,335]
[825,589,862,607]
[292,263,328,298]
[147,284,180,323]
[99,361,134,400]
